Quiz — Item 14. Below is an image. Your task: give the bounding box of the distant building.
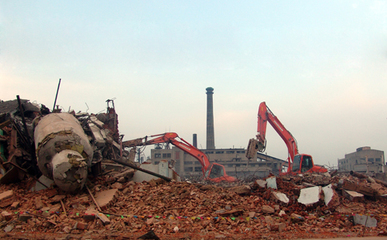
[148,146,286,180]
[338,146,385,173]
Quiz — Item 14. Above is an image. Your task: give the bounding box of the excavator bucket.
[246,138,259,160]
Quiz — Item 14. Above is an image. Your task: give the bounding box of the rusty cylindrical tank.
[34,113,93,193]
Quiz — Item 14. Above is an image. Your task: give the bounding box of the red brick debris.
[0,172,386,240]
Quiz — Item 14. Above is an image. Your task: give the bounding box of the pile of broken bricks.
[0,172,387,239]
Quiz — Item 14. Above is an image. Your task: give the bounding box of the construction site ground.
[0,171,387,240]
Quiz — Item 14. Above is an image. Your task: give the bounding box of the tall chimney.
[193,133,197,148]
[206,87,215,149]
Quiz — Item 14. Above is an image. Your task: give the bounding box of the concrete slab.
[298,186,321,205]
[31,175,54,192]
[95,189,118,209]
[255,179,267,188]
[353,214,377,227]
[272,192,289,204]
[266,176,277,189]
[322,184,333,206]
[343,190,364,202]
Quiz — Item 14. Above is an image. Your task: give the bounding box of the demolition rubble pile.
[1,98,387,239]
[0,172,387,239]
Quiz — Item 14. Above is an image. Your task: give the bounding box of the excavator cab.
[209,164,223,179]
[205,163,236,183]
[292,154,316,174]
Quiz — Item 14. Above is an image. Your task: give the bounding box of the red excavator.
[246,102,327,175]
[122,132,237,183]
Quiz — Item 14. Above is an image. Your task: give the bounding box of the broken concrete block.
[30,175,54,192]
[272,192,289,204]
[279,210,286,216]
[74,221,88,230]
[11,201,20,209]
[298,186,321,206]
[1,211,13,221]
[353,214,377,227]
[0,190,14,208]
[262,205,275,214]
[343,190,364,202]
[35,196,44,210]
[322,184,333,206]
[0,190,13,201]
[266,176,277,189]
[342,180,378,197]
[95,189,118,209]
[254,179,267,188]
[229,185,251,195]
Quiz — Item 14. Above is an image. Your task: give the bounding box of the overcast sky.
[1,1,387,168]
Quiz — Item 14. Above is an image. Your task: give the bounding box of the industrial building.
[337,146,385,173]
[149,145,285,179]
[146,87,286,180]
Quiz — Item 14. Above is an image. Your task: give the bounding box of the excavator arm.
[144,132,210,174]
[247,102,327,175]
[247,102,298,167]
[122,132,236,182]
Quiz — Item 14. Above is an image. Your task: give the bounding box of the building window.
[205,151,214,154]
[185,161,193,165]
[184,167,193,172]
[194,167,201,172]
[226,151,235,154]
[215,151,224,154]
[162,153,171,158]
[237,151,245,154]
[155,153,161,158]
[154,161,159,165]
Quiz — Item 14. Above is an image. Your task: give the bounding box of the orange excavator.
[122,132,237,183]
[246,102,327,175]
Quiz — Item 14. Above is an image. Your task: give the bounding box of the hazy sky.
[1,1,387,168]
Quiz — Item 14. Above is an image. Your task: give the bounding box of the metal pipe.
[112,158,172,182]
[53,78,61,111]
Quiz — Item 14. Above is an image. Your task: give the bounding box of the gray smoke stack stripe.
[206,87,215,149]
[193,133,197,148]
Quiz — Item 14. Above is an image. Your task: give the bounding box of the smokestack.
[206,87,215,149]
[193,133,197,148]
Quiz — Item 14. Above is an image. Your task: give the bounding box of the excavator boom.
[247,102,327,175]
[122,132,236,182]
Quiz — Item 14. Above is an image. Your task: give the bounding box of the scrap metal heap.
[0,98,135,193]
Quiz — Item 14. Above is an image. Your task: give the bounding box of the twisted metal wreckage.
[0,96,174,193]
